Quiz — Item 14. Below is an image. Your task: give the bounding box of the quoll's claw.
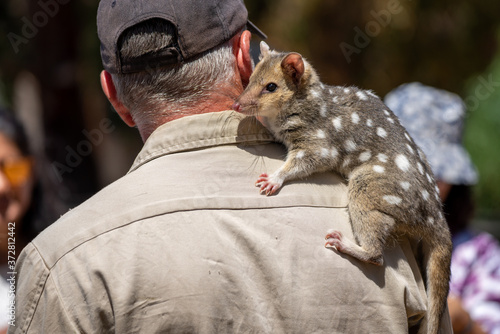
[260,183,279,196]
[255,173,281,196]
[325,230,343,250]
[255,173,269,187]
[325,230,342,240]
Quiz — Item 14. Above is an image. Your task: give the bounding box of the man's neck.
[138,88,242,142]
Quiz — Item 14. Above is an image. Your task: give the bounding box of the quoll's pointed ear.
[259,41,270,60]
[281,53,304,87]
[281,52,304,86]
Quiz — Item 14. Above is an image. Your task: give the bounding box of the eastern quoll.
[233,41,452,334]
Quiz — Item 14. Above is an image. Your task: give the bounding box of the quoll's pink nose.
[232,102,241,112]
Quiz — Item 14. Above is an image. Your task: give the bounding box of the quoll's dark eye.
[266,83,278,92]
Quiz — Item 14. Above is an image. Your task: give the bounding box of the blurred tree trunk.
[28,0,98,207]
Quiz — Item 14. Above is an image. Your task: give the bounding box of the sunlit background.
[1,0,499,236]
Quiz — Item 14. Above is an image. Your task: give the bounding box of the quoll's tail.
[419,228,452,334]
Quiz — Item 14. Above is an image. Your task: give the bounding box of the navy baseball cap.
[97,0,266,74]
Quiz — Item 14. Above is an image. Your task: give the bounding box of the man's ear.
[234,30,253,88]
[281,53,304,87]
[100,70,135,127]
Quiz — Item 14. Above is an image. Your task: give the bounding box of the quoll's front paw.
[325,230,344,251]
[255,173,282,196]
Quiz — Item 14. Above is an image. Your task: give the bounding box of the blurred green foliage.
[464,52,500,218]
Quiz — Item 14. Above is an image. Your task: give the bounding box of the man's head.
[96,0,265,141]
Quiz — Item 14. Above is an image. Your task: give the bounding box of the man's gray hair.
[112,19,239,130]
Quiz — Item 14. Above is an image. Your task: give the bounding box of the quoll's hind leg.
[325,206,396,266]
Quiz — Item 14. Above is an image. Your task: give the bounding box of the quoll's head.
[233,42,309,119]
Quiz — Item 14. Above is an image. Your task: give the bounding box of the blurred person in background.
[386,82,500,334]
[0,108,36,334]
[0,107,61,334]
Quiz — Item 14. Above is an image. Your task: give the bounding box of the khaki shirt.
[10,111,451,333]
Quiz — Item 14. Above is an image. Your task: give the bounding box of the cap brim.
[247,20,267,40]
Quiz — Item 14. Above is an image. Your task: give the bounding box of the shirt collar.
[129,111,274,173]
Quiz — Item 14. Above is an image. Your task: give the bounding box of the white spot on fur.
[344,88,350,94]
[328,88,333,95]
[320,147,329,157]
[296,150,305,159]
[417,163,424,175]
[316,129,326,139]
[400,181,411,190]
[333,117,342,130]
[404,133,411,141]
[320,103,327,117]
[422,189,430,201]
[427,217,435,224]
[311,89,321,98]
[359,151,371,162]
[373,165,385,173]
[345,139,357,152]
[366,90,378,98]
[286,118,300,128]
[331,147,339,159]
[356,91,368,101]
[383,195,402,205]
[377,127,387,138]
[333,96,339,104]
[377,153,388,163]
[366,119,373,127]
[395,154,410,172]
[426,173,433,183]
[383,110,390,116]
[387,117,394,124]
[351,112,360,124]
[406,144,414,154]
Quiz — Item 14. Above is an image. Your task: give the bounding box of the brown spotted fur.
[233,42,452,334]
